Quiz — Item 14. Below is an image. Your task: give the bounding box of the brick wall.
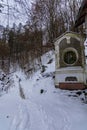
[55,83,86,90]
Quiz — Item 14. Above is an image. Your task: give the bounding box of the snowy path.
[10,78,71,130]
[10,102,30,130]
[29,98,71,130]
[10,100,48,130]
[9,72,87,130]
[10,95,71,130]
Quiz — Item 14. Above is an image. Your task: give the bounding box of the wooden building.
[75,0,87,28]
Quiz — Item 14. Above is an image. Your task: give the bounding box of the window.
[63,48,78,65]
[64,51,76,64]
[65,77,77,82]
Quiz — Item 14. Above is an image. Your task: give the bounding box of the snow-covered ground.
[0,51,87,130]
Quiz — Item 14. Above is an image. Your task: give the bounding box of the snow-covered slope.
[0,51,87,130]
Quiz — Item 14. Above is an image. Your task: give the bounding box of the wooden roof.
[75,0,87,27]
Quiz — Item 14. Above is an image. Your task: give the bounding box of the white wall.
[55,67,86,85]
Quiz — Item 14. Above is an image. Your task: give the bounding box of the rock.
[6,116,9,118]
[76,91,82,96]
[41,65,47,73]
[47,59,53,64]
[40,89,44,94]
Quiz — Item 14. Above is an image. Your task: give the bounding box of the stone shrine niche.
[59,37,83,67]
[54,31,87,90]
